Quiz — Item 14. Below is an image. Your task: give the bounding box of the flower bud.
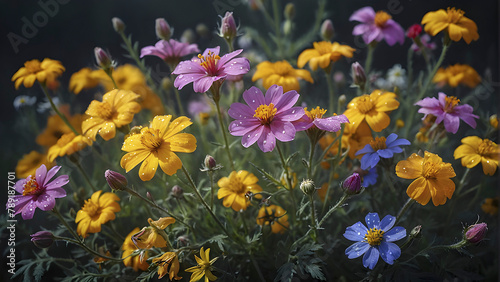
[181,29,196,44]
[219,12,237,41]
[94,47,113,71]
[351,62,366,88]
[155,18,172,40]
[105,170,128,191]
[284,3,296,20]
[489,114,498,129]
[320,19,335,42]
[196,23,210,39]
[338,94,347,108]
[161,77,173,90]
[342,173,362,195]
[300,179,316,196]
[112,17,125,33]
[406,24,422,39]
[31,231,54,248]
[171,185,184,199]
[409,225,422,238]
[465,222,487,244]
[204,155,217,170]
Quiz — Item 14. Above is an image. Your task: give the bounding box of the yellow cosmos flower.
[82,89,141,141]
[132,217,175,249]
[185,247,218,282]
[152,252,182,280]
[256,204,289,234]
[69,67,101,94]
[122,227,149,272]
[396,151,456,206]
[36,114,85,148]
[16,151,55,179]
[47,133,93,162]
[12,58,65,89]
[217,170,263,211]
[343,90,399,132]
[120,115,197,181]
[252,60,313,92]
[454,136,499,175]
[75,190,121,238]
[421,7,479,44]
[319,121,373,162]
[297,41,355,71]
[482,197,498,215]
[433,64,481,88]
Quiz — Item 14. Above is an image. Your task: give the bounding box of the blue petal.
[377,149,394,159]
[361,153,380,170]
[363,168,378,187]
[385,133,398,144]
[379,242,401,264]
[345,242,370,259]
[388,147,404,154]
[344,222,368,241]
[362,246,380,269]
[365,213,380,229]
[355,144,374,156]
[387,138,411,147]
[379,214,396,231]
[384,226,406,242]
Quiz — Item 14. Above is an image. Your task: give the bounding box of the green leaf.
[250,162,283,188]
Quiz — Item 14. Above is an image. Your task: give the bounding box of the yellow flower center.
[95,102,116,120]
[422,161,439,179]
[444,96,460,113]
[22,178,42,196]
[313,41,333,55]
[369,137,387,151]
[254,103,277,125]
[198,51,220,76]
[446,7,464,24]
[82,199,101,218]
[355,95,374,114]
[364,228,385,246]
[229,178,245,193]
[305,106,327,120]
[141,128,164,151]
[24,60,42,73]
[374,11,392,27]
[477,139,495,156]
[56,132,76,147]
[272,61,293,76]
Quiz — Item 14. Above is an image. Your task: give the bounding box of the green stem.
[250,252,266,282]
[318,194,349,228]
[104,69,119,89]
[209,171,215,210]
[364,43,376,76]
[307,136,317,179]
[40,83,79,135]
[309,194,317,242]
[213,94,235,171]
[395,198,416,225]
[271,0,284,58]
[173,86,185,116]
[71,157,97,192]
[324,65,336,114]
[276,144,297,212]
[456,168,471,195]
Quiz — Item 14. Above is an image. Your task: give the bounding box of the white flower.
[37,96,60,113]
[386,64,407,89]
[13,95,36,110]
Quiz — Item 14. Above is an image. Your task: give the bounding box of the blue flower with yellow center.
[355,133,410,170]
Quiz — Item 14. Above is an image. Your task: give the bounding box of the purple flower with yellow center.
[415,92,479,134]
[355,133,411,170]
[350,7,405,46]
[140,39,199,67]
[172,46,250,93]
[344,212,406,270]
[8,165,68,220]
[293,106,349,132]
[228,85,304,152]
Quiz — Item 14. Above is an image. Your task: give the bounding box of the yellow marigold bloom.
[252,60,313,92]
[82,89,141,141]
[12,58,65,89]
[482,197,499,215]
[75,190,121,238]
[256,204,289,234]
[122,227,149,271]
[47,133,93,162]
[69,67,101,94]
[297,41,355,71]
[185,247,218,282]
[132,217,175,249]
[421,7,479,44]
[16,151,55,179]
[343,90,399,132]
[433,64,481,88]
[217,170,263,211]
[152,252,181,280]
[454,136,499,175]
[396,151,456,206]
[36,114,85,147]
[120,115,197,181]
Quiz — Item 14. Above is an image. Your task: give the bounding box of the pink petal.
[257,126,276,152]
[265,85,284,105]
[270,121,296,142]
[140,46,166,59]
[242,125,264,148]
[173,72,206,90]
[35,193,55,211]
[43,165,62,186]
[45,187,67,198]
[276,107,305,122]
[222,58,250,76]
[21,200,37,220]
[172,60,205,75]
[274,90,300,113]
[444,115,460,134]
[383,20,405,45]
[228,102,255,119]
[202,46,220,57]
[44,175,69,190]
[349,7,375,22]
[193,76,222,93]
[216,49,243,66]
[229,119,261,136]
[35,165,48,187]
[243,87,266,110]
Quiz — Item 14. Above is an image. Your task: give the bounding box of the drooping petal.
[138,154,159,181]
[362,247,380,269]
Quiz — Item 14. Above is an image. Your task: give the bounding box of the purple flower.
[411,34,436,53]
[228,85,304,152]
[355,133,410,170]
[362,167,378,187]
[140,39,199,66]
[172,46,250,93]
[349,7,405,46]
[342,173,362,195]
[344,212,406,269]
[465,222,487,244]
[293,106,349,132]
[415,92,479,134]
[8,165,68,220]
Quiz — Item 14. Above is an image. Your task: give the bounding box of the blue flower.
[362,168,378,187]
[344,212,406,270]
[355,133,410,170]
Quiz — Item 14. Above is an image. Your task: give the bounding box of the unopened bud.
[490,114,498,129]
[406,24,422,39]
[342,173,362,195]
[161,77,173,90]
[112,17,125,33]
[219,12,237,41]
[320,19,334,41]
[338,94,347,108]
[283,20,293,36]
[351,62,366,88]
[465,222,487,244]
[105,170,128,191]
[171,185,184,199]
[204,155,217,170]
[410,225,422,238]
[94,47,113,71]
[196,23,210,39]
[284,3,296,20]
[300,179,316,196]
[156,18,172,40]
[31,231,54,248]
[181,29,196,44]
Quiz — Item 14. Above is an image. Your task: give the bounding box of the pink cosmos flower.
[228,85,304,152]
[8,165,68,220]
[172,46,250,93]
[293,106,349,132]
[350,7,405,46]
[415,92,479,134]
[140,39,199,66]
[411,34,436,53]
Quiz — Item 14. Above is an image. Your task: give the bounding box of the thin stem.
[309,194,317,242]
[104,69,119,89]
[307,136,317,179]
[318,194,349,228]
[173,86,185,116]
[276,144,297,212]
[213,95,235,171]
[456,168,471,195]
[250,252,266,282]
[71,157,97,192]
[40,83,79,135]
[324,65,336,114]
[364,43,376,76]
[395,198,416,225]
[208,171,215,210]
[271,0,284,58]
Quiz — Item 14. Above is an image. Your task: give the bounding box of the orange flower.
[252,60,313,92]
[75,190,121,238]
[481,197,498,215]
[152,252,181,280]
[217,170,262,211]
[454,136,499,175]
[47,133,92,162]
[297,41,355,71]
[69,67,101,94]
[122,227,149,271]
[421,7,479,44]
[15,151,55,179]
[12,58,65,89]
[433,64,481,88]
[396,151,456,206]
[36,114,85,148]
[256,204,289,234]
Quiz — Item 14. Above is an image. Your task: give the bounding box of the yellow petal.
[138,153,159,181]
[396,153,423,179]
[120,150,150,172]
[158,150,182,176]
[406,178,431,205]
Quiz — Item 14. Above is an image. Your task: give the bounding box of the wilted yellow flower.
[297,41,355,71]
[252,60,313,92]
[16,151,55,179]
[132,217,175,249]
[12,58,65,89]
[433,64,481,88]
[122,227,150,271]
[421,7,479,44]
[75,190,121,238]
[69,67,101,94]
[152,252,181,280]
[482,197,499,215]
[454,136,499,175]
[217,170,262,211]
[47,133,93,162]
[256,204,289,234]
[185,247,218,282]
